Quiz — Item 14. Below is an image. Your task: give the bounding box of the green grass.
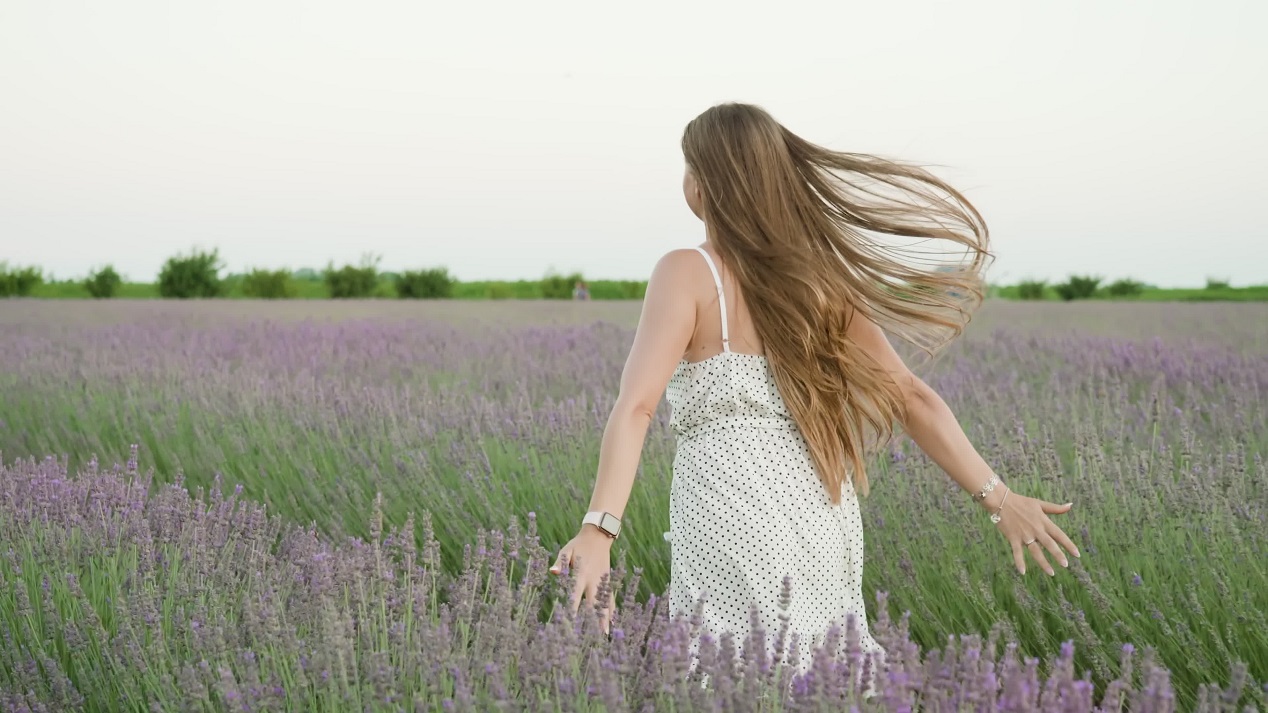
[31,280,1268,302]
[33,281,164,299]
[992,284,1268,302]
[30,279,648,300]
[1,299,1265,708]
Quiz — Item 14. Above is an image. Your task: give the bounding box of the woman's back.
[663,245,882,678]
[666,247,791,439]
[678,246,765,364]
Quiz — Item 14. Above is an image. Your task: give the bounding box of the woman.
[549,103,1079,675]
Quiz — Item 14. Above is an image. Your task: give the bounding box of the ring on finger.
[1023,538,1037,546]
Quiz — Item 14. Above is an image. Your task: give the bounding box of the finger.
[568,569,587,614]
[1039,500,1074,515]
[602,591,617,636]
[550,547,572,575]
[1038,532,1068,569]
[1048,523,1081,560]
[569,579,597,619]
[1010,537,1026,575]
[1027,540,1055,576]
[584,581,600,613]
[567,555,589,612]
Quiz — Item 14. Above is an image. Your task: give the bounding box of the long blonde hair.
[682,103,991,503]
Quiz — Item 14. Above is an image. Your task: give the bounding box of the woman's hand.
[991,489,1080,576]
[550,527,617,631]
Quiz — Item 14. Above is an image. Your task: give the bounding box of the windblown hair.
[681,103,991,503]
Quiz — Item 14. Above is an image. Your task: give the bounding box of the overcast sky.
[1,0,1264,286]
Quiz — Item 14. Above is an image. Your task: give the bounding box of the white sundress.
[664,247,885,676]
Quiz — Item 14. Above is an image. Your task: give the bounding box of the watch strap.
[583,511,622,538]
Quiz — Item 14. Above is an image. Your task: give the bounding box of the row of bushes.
[0,263,46,297]
[1014,276,1139,301]
[6,249,647,300]
[6,256,1255,303]
[154,251,464,300]
[2,262,133,299]
[1013,276,1241,301]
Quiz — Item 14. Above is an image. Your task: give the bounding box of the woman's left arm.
[845,308,1081,576]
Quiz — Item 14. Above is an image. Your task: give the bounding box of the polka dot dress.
[663,247,884,675]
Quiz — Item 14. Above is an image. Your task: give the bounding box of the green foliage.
[1105,278,1145,297]
[1053,275,1102,301]
[540,271,584,299]
[158,248,224,299]
[0,263,44,297]
[588,280,647,300]
[84,265,123,299]
[20,257,1266,305]
[462,277,645,300]
[324,256,381,299]
[452,281,541,299]
[2,304,1267,707]
[484,283,514,299]
[241,268,297,299]
[32,281,155,299]
[1017,280,1047,300]
[395,268,455,299]
[1153,285,1268,302]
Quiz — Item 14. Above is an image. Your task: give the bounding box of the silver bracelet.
[990,487,1010,524]
[972,473,1000,503]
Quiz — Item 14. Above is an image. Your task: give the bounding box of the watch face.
[600,513,622,537]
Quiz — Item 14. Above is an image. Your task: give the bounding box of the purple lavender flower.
[0,299,1263,710]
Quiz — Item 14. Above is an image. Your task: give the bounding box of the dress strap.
[692,246,731,353]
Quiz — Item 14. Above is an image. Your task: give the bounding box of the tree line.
[0,251,1254,301]
[0,249,647,300]
[1009,276,1240,301]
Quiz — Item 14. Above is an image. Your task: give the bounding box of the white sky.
[1,0,1264,286]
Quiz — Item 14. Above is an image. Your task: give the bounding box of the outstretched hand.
[993,490,1080,576]
[549,527,617,632]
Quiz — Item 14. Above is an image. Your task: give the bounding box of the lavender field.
[0,299,1265,712]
